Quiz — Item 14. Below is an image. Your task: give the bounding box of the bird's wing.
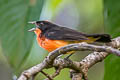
[44,27,88,41]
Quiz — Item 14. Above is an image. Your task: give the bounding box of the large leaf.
[0,0,44,73]
[104,0,120,80]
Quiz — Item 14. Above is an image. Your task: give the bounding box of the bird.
[28,20,111,58]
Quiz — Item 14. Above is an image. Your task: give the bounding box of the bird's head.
[28,20,54,34]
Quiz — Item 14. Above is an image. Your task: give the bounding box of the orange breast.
[34,28,69,52]
[37,36,68,52]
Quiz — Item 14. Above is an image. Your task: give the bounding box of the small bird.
[28,20,111,57]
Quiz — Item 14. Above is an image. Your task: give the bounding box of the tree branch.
[41,71,53,80]
[17,37,120,80]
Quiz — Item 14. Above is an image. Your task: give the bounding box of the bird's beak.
[28,28,36,32]
[28,21,39,28]
[28,21,36,32]
[28,21,36,24]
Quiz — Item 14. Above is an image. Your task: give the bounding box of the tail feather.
[86,34,111,43]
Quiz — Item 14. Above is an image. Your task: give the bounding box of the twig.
[44,67,62,80]
[52,67,62,78]
[40,71,53,80]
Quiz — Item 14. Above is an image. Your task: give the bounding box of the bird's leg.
[57,51,75,59]
[64,53,74,60]
[64,51,75,59]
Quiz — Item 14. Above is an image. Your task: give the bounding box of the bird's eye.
[40,22,44,26]
[36,22,43,26]
[36,22,44,29]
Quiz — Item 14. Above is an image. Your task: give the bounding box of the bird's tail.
[86,34,112,43]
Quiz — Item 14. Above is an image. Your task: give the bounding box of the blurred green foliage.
[0,0,44,74]
[104,0,120,80]
[74,0,104,33]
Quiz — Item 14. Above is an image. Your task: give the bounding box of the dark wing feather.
[44,27,88,41]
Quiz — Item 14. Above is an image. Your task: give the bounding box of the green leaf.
[0,0,44,73]
[104,0,120,80]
